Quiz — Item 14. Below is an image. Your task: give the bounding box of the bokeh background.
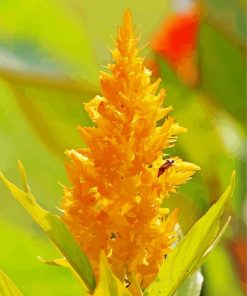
[0,0,246,295]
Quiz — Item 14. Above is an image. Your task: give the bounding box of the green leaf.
[198,21,246,124]
[0,170,96,294]
[0,270,23,296]
[174,270,203,296]
[17,160,31,194]
[202,0,246,43]
[145,171,235,296]
[94,253,131,296]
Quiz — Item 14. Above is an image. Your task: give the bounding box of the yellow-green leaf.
[0,270,23,296]
[0,171,96,294]
[145,171,235,296]
[94,253,131,296]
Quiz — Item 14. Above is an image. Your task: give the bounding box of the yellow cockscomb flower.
[62,10,200,289]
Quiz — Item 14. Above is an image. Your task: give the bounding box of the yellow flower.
[62,9,200,289]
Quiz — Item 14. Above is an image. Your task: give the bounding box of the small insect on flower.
[157,159,175,177]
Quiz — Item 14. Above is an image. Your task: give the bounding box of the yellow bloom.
[62,10,199,289]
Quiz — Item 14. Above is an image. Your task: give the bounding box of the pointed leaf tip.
[228,170,236,198]
[94,252,132,296]
[145,172,236,296]
[1,170,96,293]
[231,170,236,185]
[17,160,31,194]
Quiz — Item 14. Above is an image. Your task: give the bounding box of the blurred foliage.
[202,244,245,296]
[0,0,246,295]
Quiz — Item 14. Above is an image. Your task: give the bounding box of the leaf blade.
[145,171,235,296]
[0,172,96,293]
[94,253,132,296]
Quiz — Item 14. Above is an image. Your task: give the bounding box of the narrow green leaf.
[94,253,131,296]
[0,270,23,296]
[202,216,231,260]
[145,172,235,296]
[17,160,31,194]
[0,171,96,293]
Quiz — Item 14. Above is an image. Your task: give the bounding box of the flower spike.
[62,10,200,289]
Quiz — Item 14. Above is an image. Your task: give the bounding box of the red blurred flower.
[152,11,200,85]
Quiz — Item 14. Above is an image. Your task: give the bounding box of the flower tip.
[189,163,201,171]
[121,8,134,35]
[124,8,132,24]
[195,164,201,171]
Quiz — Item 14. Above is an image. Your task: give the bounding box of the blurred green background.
[0,0,246,295]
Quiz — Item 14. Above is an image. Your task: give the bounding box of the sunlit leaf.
[0,270,23,296]
[0,170,96,293]
[94,253,131,296]
[144,172,235,296]
[17,160,31,194]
